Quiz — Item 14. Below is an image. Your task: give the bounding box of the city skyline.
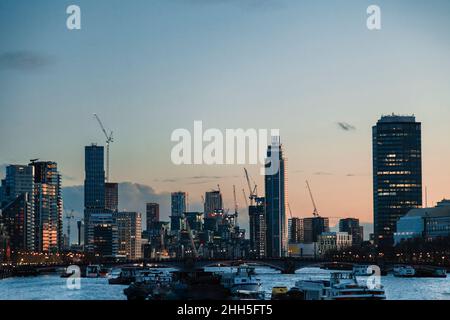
[2,0,450,226]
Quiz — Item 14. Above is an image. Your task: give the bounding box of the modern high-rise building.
[171,192,186,231]
[248,197,266,258]
[339,218,363,246]
[288,217,303,243]
[84,144,105,212]
[114,211,142,260]
[204,190,223,218]
[84,144,107,252]
[105,182,118,213]
[373,114,422,247]
[264,137,287,258]
[29,161,62,252]
[146,203,160,231]
[0,165,35,251]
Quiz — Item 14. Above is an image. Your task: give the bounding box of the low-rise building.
[318,232,352,256]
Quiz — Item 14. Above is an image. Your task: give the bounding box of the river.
[1,267,450,300]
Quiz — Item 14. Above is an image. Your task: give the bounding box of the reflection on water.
[1,267,450,300]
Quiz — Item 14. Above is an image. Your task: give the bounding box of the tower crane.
[287,203,293,219]
[233,185,238,216]
[242,189,249,207]
[93,113,114,182]
[306,180,320,217]
[244,168,258,205]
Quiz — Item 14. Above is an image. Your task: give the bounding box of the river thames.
[1,267,450,300]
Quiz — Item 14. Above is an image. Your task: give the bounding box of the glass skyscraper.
[372,114,422,247]
[264,137,287,258]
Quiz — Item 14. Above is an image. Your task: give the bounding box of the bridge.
[136,258,356,274]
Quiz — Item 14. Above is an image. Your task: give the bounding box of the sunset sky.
[1,0,450,230]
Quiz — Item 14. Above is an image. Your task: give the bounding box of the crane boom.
[306,180,319,217]
[287,203,293,219]
[233,185,238,215]
[244,168,257,205]
[242,189,249,207]
[93,113,113,182]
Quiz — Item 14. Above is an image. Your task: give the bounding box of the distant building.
[114,211,142,260]
[289,243,318,258]
[87,213,118,257]
[171,192,186,231]
[373,115,422,247]
[303,217,329,243]
[339,218,363,246]
[105,182,118,213]
[1,193,34,252]
[30,161,62,252]
[184,212,203,232]
[0,165,35,251]
[265,137,287,258]
[248,197,266,258]
[288,217,303,243]
[394,199,450,244]
[146,203,160,232]
[318,232,352,256]
[204,190,223,218]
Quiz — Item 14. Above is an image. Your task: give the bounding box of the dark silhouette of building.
[302,217,329,243]
[289,217,303,243]
[373,114,422,247]
[339,218,363,246]
[105,182,118,212]
[170,192,186,232]
[249,197,266,258]
[265,137,287,257]
[146,203,160,232]
[204,190,223,218]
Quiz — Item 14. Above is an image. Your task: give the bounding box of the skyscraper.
[30,161,62,252]
[302,217,329,243]
[288,217,303,243]
[373,114,422,247]
[264,137,287,258]
[171,192,186,231]
[146,203,160,231]
[248,197,266,258]
[0,165,35,251]
[84,144,107,253]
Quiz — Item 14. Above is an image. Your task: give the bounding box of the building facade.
[30,161,62,252]
[105,182,118,213]
[146,203,160,232]
[264,137,287,257]
[339,218,363,246]
[373,115,422,247]
[288,217,303,243]
[204,190,223,218]
[170,192,186,232]
[302,217,329,243]
[114,211,142,260]
[318,232,352,256]
[248,197,266,258]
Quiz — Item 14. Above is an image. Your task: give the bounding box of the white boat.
[393,266,415,277]
[294,272,386,300]
[220,265,262,294]
[85,264,101,278]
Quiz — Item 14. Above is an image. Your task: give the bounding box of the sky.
[1,0,450,233]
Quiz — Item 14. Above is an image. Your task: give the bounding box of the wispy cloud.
[182,0,285,11]
[337,122,356,131]
[313,171,333,176]
[0,51,55,72]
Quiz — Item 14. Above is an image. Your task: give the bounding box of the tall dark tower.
[84,144,106,250]
[264,137,287,258]
[373,114,422,247]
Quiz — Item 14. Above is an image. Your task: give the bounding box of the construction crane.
[242,189,249,207]
[287,203,293,219]
[244,168,257,205]
[65,209,75,246]
[233,185,238,215]
[306,180,320,217]
[183,214,198,258]
[93,113,114,182]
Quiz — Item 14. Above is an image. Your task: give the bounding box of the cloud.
[313,171,333,176]
[0,51,55,71]
[337,122,356,131]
